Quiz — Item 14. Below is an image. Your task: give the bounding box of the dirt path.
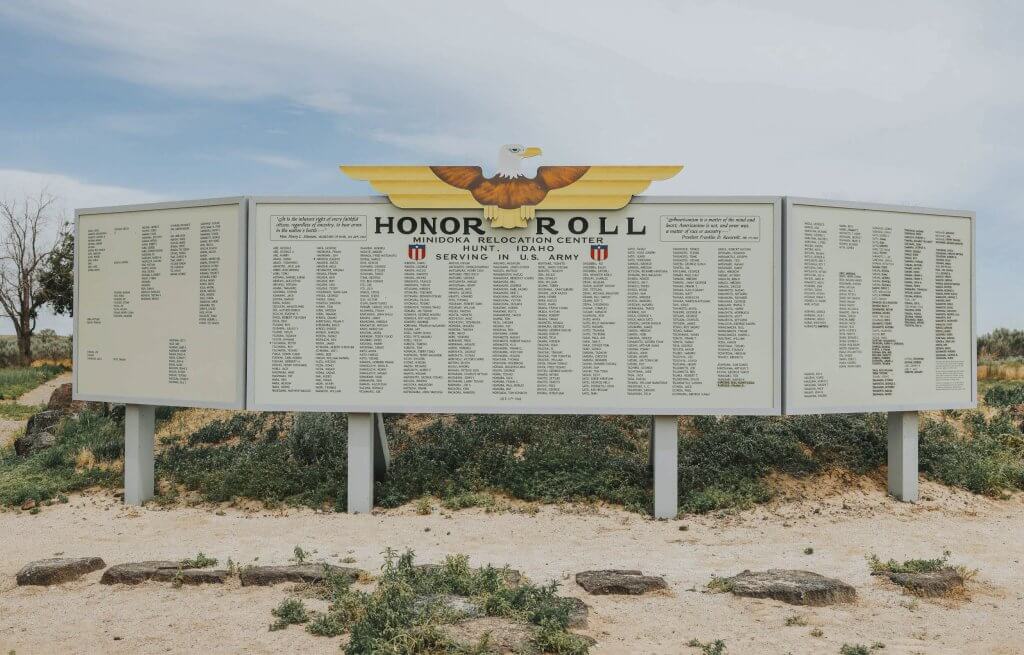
[2,480,1023,655]
[16,370,71,406]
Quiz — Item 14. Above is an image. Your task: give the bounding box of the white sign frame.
[73,197,248,409]
[782,197,976,414]
[246,195,784,415]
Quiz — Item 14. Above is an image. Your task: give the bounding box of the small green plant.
[687,639,726,655]
[810,628,824,637]
[784,614,807,626]
[180,552,218,568]
[270,598,309,631]
[803,547,814,555]
[292,546,309,564]
[867,550,950,574]
[839,645,870,655]
[415,497,433,515]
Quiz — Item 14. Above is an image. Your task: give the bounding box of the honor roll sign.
[784,198,975,413]
[71,147,976,417]
[247,197,782,414]
[74,198,247,408]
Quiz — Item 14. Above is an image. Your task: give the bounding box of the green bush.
[0,410,123,506]
[919,411,1024,495]
[376,414,651,511]
[983,381,1024,408]
[159,412,348,509]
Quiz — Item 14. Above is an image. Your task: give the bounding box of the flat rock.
[563,596,589,628]
[881,568,965,597]
[724,569,856,606]
[238,563,363,586]
[440,616,537,654]
[16,557,106,585]
[13,430,58,457]
[100,561,229,585]
[576,569,667,595]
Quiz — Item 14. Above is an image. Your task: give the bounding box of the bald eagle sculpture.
[341,146,682,228]
[431,146,589,227]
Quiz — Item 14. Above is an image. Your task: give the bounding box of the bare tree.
[0,190,61,365]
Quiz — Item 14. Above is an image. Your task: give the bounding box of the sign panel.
[74,198,246,408]
[248,197,781,414]
[784,198,975,413]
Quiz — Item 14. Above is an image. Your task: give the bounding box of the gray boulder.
[238,563,363,587]
[26,409,64,435]
[575,569,668,595]
[16,557,106,585]
[722,569,856,606]
[14,430,57,457]
[100,561,229,585]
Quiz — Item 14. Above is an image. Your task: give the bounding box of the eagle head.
[496,144,542,178]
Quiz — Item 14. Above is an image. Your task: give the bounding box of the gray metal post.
[652,415,679,519]
[887,411,919,502]
[347,413,375,513]
[124,404,155,505]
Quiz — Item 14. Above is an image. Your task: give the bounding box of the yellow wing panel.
[339,165,476,208]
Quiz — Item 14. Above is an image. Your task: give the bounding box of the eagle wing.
[536,166,590,190]
[339,165,480,208]
[536,165,683,210]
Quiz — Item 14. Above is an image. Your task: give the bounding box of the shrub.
[159,412,348,509]
[979,328,1024,359]
[270,598,309,631]
[377,414,651,511]
[0,410,123,506]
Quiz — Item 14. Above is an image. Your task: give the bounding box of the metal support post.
[651,415,679,519]
[124,404,155,505]
[887,410,919,502]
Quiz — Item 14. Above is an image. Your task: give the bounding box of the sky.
[0,1,1020,335]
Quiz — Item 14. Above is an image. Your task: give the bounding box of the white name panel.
[248,198,781,414]
[785,199,975,413]
[74,199,246,408]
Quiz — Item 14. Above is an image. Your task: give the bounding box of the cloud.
[1,2,1021,331]
[0,169,163,215]
[248,154,306,170]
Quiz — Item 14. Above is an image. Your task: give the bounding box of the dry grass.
[74,448,96,471]
[156,409,241,447]
[978,362,1024,381]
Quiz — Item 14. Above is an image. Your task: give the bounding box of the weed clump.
[867,551,950,575]
[180,552,218,568]
[270,597,309,631]
[288,548,590,654]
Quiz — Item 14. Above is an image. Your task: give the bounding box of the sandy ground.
[1,477,1023,655]
[16,370,71,406]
